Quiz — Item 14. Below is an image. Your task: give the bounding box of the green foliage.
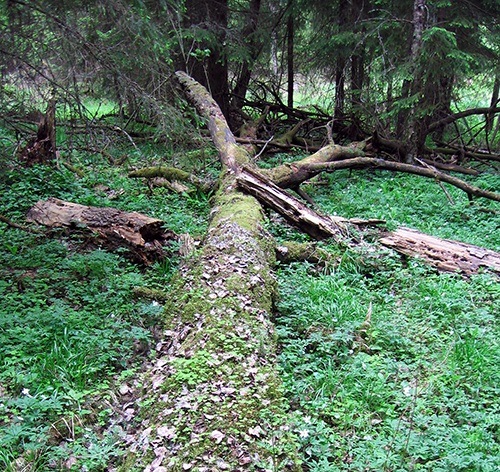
[276,170,500,471]
[0,146,211,469]
[314,169,500,249]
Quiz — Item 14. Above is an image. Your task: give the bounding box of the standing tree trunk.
[287,10,294,109]
[183,0,230,118]
[404,0,427,163]
[123,72,301,471]
[231,0,263,110]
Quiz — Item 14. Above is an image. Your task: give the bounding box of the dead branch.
[128,166,214,192]
[303,157,500,203]
[427,107,500,134]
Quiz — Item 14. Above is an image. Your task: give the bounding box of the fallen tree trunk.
[26,197,176,264]
[122,72,302,471]
[380,227,500,276]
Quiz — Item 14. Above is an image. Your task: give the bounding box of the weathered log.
[379,227,500,276]
[420,158,479,176]
[26,197,176,264]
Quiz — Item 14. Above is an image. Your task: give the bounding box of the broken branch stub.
[237,165,346,240]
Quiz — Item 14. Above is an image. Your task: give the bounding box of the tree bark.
[405,0,427,163]
[122,71,301,471]
[231,0,263,110]
[237,165,346,240]
[183,0,230,118]
[19,99,57,166]
[287,10,294,109]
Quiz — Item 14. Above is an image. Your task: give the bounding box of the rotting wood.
[379,227,500,276]
[18,99,57,166]
[26,197,177,264]
[237,165,346,240]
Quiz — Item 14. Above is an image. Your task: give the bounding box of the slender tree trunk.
[287,11,294,109]
[487,75,500,134]
[334,57,346,120]
[405,0,427,163]
[231,0,262,110]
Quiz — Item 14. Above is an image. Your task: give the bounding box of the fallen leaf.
[210,430,225,444]
[157,426,176,439]
[248,425,263,437]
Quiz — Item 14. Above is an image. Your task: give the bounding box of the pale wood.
[237,165,346,240]
[379,227,500,275]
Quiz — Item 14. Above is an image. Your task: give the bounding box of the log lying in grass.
[26,197,177,264]
[119,71,302,471]
[379,227,500,276]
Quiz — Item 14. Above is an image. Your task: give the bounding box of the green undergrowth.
[0,160,210,470]
[275,168,500,471]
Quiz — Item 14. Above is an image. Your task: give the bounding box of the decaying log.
[237,165,346,240]
[119,71,301,471]
[26,197,177,264]
[379,227,500,276]
[276,241,334,264]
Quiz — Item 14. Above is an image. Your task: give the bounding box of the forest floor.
[1,149,500,471]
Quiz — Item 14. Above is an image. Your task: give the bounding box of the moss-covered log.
[264,143,365,188]
[121,72,301,471]
[128,166,214,193]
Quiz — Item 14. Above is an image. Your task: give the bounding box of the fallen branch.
[128,166,214,192]
[427,107,500,134]
[304,157,500,203]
